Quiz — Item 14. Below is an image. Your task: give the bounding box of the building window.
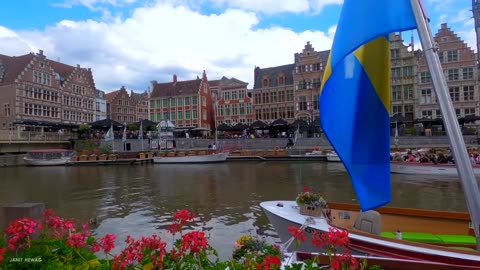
[239,103,245,115]
[455,109,461,117]
[447,50,458,62]
[420,89,432,104]
[185,96,190,105]
[279,107,285,119]
[421,110,433,118]
[313,94,319,110]
[287,106,294,118]
[178,111,183,120]
[263,108,269,120]
[271,107,278,119]
[263,79,268,87]
[170,112,176,120]
[185,110,191,119]
[392,105,402,115]
[449,87,460,101]
[463,85,475,101]
[420,72,431,84]
[391,68,401,78]
[271,92,277,103]
[391,49,400,59]
[232,91,238,100]
[278,91,285,102]
[403,85,414,100]
[392,86,402,101]
[463,67,474,80]
[202,109,207,120]
[192,96,198,105]
[287,90,294,102]
[299,96,307,110]
[403,66,413,77]
[255,108,261,120]
[177,97,183,107]
[448,69,459,81]
[278,77,284,85]
[4,103,10,116]
[465,108,476,116]
[225,104,231,116]
[405,105,413,114]
[224,92,231,101]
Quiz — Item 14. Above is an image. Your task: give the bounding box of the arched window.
[279,77,284,85]
[263,78,268,87]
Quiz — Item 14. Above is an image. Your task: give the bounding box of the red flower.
[303,186,310,191]
[181,231,209,253]
[173,210,195,225]
[66,233,87,249]
[256,255,281,270]
[0,247,7,264]
[100,234,116,253]
[287,226,306,242]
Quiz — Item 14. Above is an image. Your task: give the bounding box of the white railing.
[0,131,77,141]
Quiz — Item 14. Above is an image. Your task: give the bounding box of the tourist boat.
[390,161,480,176]
[261,200,480,268]
[153,151,228,164]
[153,119,228,164]
[24,149,75,166]
[326,151,341,162]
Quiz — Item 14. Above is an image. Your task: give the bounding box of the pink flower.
[0,247,7,264]
[100,234,116,253]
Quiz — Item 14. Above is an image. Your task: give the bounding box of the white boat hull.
[390,161,480,176]
[260,201,480,267]
[153,152,228,164]
[326,153,341,162]
[23,157,71,166]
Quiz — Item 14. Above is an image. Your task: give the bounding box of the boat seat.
[353,210,381,235]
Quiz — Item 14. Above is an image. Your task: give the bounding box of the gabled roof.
[48,60,75,80]
[0,53,35,85]
[253,63,295,89]
[151,79,202,98]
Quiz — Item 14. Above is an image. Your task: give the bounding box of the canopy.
[270,118,289,127]
[458,114,480,124]
[89,119,124,130]
[250,120,269,130]
[133,119,157,129]
[216,123,232,131]
[14,119,79,129]
[157,119,175,131]
[231,122,249,131]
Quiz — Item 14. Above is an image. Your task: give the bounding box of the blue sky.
[0,0,476,92]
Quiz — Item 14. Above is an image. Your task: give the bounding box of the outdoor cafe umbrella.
[458,114,480,125]
[89,118,124,131]
[270,118,289,128]
[133,119,157,130]
[250,120,269,130]
[231,122,250,131]
[216,123,232,131]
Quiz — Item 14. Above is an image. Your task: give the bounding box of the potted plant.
[138,152,146,159]
[79,154,88,161]
[108,154,118,160]
[296,187,327,217]
[88,154,97,161]
[146,152,154,158]
[99,154,108,160]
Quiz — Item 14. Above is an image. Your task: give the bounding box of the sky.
[0,0,476,93]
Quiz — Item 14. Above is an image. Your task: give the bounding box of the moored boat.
[326,151,341,162]
[24,149,75,166]
[153,151,228,164]
[391,161,480,176]
[261,200,480,268]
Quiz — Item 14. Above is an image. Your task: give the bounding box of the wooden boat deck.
[66,158,154,166]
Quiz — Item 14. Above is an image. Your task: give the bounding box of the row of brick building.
[0,23,478,134]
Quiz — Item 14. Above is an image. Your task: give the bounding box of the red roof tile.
[0,53,35,85]
[151,79,202,98]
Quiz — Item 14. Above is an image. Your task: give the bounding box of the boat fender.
[396,228,402,240]
[314,146,321,151]
[274,146,280,151]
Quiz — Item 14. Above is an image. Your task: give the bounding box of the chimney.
[173,74,177,86]
[441,23,447,29]
[202,70,207,80]
[39,50,44,56]
[77,64,80,68]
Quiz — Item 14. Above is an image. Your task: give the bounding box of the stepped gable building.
[0,50,95,131]
[130,90,149,122]
[214,76,254,127]
[417,23,479,120]
[253,63,295,123]
[389,32,417,122]
[149,71,214,132]
[293,42,330,122]
[106,86,136,124]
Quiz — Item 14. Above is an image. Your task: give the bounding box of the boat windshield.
[27,150,73,160]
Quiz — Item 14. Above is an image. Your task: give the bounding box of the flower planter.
[241,150,252,156]
[108,154,117,161]
[70,156,79,161]
[138,153,146,159]
[79,155,88,161]
[266,150,276,157]
[177,152,186,157]
[276,150,287,157]
[88,155,97,161]
[298,204,323,217]
[146,153,154,158]
[255,150,264,156]
[99,155,108,161]
[167,152,176,157]
[197,151,206,156]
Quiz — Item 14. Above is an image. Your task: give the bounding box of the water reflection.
[0,161,469,259]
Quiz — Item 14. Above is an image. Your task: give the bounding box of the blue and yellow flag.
[320,0,417,211]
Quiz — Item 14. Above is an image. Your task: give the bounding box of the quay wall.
[1,135,479,167]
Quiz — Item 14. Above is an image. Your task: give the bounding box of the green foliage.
[128,124,138,131]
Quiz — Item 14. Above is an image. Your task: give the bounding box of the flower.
[296,186,327,208]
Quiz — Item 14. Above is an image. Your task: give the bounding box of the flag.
[138,121,143,140]
[320,0,417,211]
[105,124,114,142]
[122,124,127,142]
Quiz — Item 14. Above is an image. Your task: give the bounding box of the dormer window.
[263,78,268,87]
[279,77,284,85]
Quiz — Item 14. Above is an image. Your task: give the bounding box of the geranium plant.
[296,186,327,208]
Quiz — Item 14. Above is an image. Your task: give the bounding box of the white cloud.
[309,0,343,13]
[210,0,310,14]
[0,3,334,91]
[53,0,137,9]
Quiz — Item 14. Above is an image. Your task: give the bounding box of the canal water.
[0,161,469,260]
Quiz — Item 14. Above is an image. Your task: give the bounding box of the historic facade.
[149,71,213,131]
[417,23,479,119]
[389,32,417,121]
[106,86,136,124]
[293,42,329,123]
[253,64,295,123]
[0,50,96,131]
[130,90,149,121]
[94,89,107,121]
[213,76,254,126]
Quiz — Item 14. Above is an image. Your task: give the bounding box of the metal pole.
[411,0,480,249]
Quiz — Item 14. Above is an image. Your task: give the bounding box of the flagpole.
[411,0,480,249]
